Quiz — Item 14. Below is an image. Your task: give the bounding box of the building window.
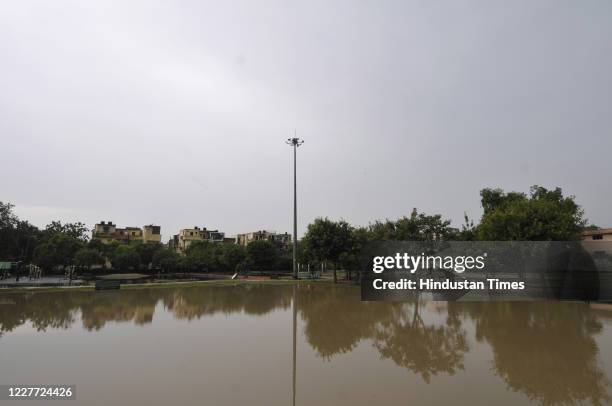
[592,234,603,240]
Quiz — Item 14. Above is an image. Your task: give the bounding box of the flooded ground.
[1,283,612,405]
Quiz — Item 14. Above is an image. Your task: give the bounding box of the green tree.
[0,202,39,262]
[43,221,89,242]
[32,241,60,271]
[302,218,354,283]
[368,209,453,241]
[476,186,586,241]
[111,245,141,271]
[74,248,103,271]
[134,242,163,270]
[184,241,218,272]
[33,233,84,271]
[340,226,369,281]
[447,213,477,241]
[152,248,181,273]
[218,244,247,273]
[246,240,278,272]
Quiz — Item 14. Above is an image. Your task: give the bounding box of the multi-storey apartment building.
[92,221,161,244]
[92,221,118,244]
[583,228,612,241]
[173,226,226,253]
[143,225,162,243]
[119,227,143,242]
[582,228,612,256]
[235,230,291,250]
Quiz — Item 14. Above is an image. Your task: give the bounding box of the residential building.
[582,228,612,257]
[143,225,162,243]
[273,232,292,249]
[118,227,143,243]
[583,228,612,241]
[92,221,118,244]
[175,226,226,253]
[235,230,291,250]
[92,221,161,244]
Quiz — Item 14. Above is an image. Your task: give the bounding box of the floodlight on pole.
[286,137,304,279]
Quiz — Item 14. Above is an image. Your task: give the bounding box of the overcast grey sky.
[1,0,611,241]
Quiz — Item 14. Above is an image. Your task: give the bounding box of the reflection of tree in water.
[298,285,391,358]
[373,299,468,383]
[2,285,610,405]
[3,285,464,385]
[459,301,610,405]
[0,285,293,335]
[0,290,165,332]
[298,287,468,383]
[0,293,77,333]
[78,290,163,330]
[163,284,292,319]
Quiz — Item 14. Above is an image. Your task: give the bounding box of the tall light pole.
[286,137,304,279]
[292,284,297,406]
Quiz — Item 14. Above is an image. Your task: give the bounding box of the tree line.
[0,185,594,275]
[300,185,592,282]
[0,202,293,274]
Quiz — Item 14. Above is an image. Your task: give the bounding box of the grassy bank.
[0,277,351,295]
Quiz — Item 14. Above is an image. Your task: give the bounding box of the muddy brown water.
[1,284,612,405]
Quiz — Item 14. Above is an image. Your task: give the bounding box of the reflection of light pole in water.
[292,284,297,406]
[286,137,304,279]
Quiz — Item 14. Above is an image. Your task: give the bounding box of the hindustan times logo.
[372,252,487,274]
